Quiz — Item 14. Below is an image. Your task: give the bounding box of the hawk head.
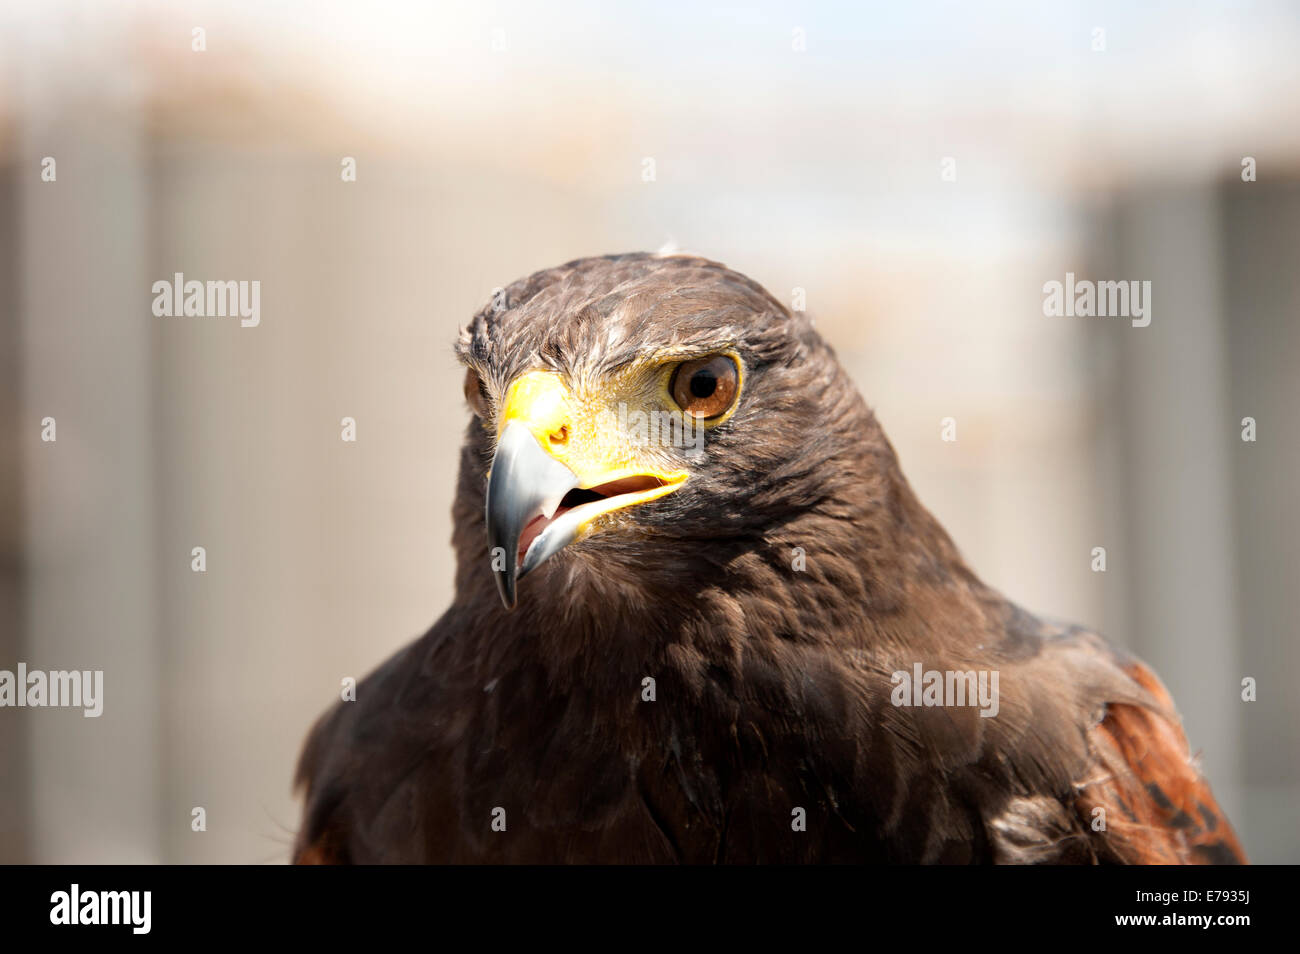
[455,252,885,612]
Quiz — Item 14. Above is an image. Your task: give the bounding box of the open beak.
[484,371,687,609]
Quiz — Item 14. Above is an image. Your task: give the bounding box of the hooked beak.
[485,420,582,609]
[483,371,688,610]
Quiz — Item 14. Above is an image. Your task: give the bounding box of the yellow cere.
[498,370,688,531]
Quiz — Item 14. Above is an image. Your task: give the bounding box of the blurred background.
[1,0,1297,863]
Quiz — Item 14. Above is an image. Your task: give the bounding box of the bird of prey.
[293,252,1246,864]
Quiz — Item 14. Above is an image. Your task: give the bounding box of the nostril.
[549,425,569,447]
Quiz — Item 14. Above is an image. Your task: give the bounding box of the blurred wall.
[0,159,29,863]
[1221,182,1300,859]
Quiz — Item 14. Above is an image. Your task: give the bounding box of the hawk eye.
[463,369,491,419]
[669,355,739,421]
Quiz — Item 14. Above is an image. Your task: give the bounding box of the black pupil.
[689,369,717,399]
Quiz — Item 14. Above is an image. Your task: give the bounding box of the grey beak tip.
[493,571,514,608]
[493,562,518,610]
[484,421,580,611]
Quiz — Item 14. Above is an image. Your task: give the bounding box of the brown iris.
[669,355,739,421]
[463,368,491,418]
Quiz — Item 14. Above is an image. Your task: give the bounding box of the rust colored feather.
[1076,659,1247,864]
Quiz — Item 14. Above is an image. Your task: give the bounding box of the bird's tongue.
[514,477,663,566]
[517,510,561,566]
